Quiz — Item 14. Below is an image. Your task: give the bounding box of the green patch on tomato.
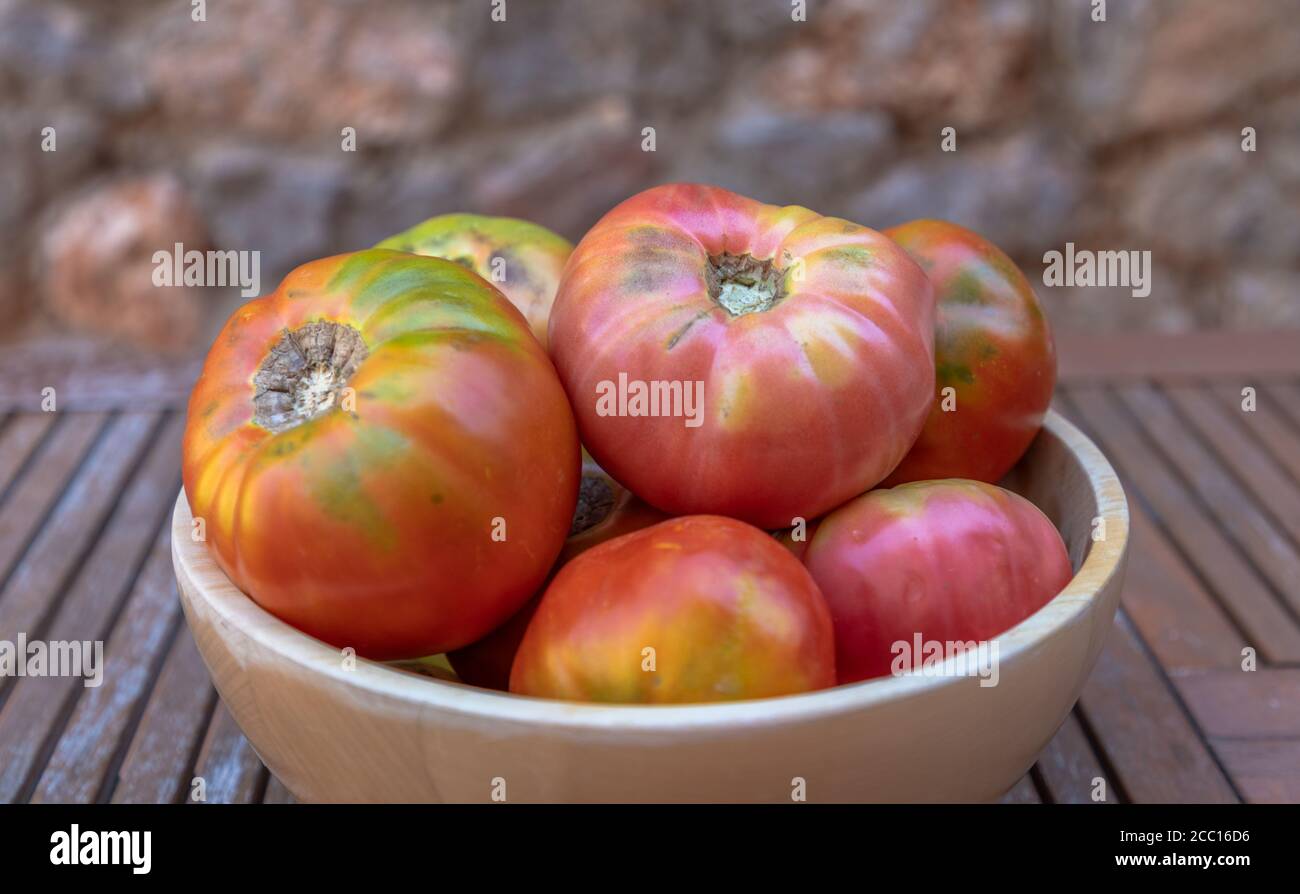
[936,360,975,386]
[814,245,874,268]
[307,426,408,551]
[944,271,987,306]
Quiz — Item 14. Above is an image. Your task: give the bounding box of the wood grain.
[1175,670,1300,739]
[0,413,159,659]
[1211,383,1300,484]
[1211,740,1300,803]
[1077,612,1237,803]
[110,629,216,804]
[1116,383,1300,617]
[0,413,105,588]
[1113,504,1245,671]
[192,705,269,804]
[1061,387,1300,662]
[1035,711,1117,804]
[1164,384,1300,544]
[0,413,55,498]
[0,335,200,411]
[997,774,1041,804]
[1262,382,1300,428]
[31,526,183,803]
[0,414,182,802]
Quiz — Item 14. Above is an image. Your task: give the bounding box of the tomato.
[548,183,935,528]
[881,220,1056,486]
[376,213,572,349]
[801,479,1072,684]
[182,249,580,660]
[448,453,669,690]
[510,515,836,703]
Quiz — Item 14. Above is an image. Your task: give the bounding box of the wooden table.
[0,331,1297,804]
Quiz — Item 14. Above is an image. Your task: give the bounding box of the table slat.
[1116,383,1300,618]
[0,413,106,588]
[0,413,55,498]
[1035,712,1118,804]
[1077,612,1238,803]
[0,413,159,654]
[110,630,216,804]
[1175,669,1300,739]
[1164,385,1300,545]
[0,415,182,802]
[1119,505,1246,671]
[31,526,182,803]
[1262,383,1300,428]
[997,774,1042,804]
[192,705,268,804]
[1061,387,1300,662]
[1211,384,1300,483]
[1210,740,1300,803]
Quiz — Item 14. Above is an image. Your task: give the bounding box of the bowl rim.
[172,409,1129,732]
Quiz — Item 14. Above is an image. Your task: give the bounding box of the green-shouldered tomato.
[182,249,580,660]
[882,220,1056,485]
[376,213,572,349]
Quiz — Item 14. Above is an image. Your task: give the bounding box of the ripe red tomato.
[376,213,573,349]
[882,220,1056,485]
[182,249,580,660]
[802,480,1072,684]
[448,454,669,690]
[548,183,935,528]
[510,515,836,703]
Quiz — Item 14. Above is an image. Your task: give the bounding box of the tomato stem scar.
[252,320,368,433]
[705,252,785,316]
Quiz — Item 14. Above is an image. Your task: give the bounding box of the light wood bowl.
[172,410,1128,803]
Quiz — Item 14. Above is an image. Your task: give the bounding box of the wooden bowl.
[172,410,1128,803]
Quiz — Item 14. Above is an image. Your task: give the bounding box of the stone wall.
[2,0,1297,353]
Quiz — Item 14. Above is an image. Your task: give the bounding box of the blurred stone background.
[1,0,1297,356]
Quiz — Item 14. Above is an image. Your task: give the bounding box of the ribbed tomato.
[548,183,935,528]
[882,220,1056,485]
[801,479,1072,684]
[376,213,572,349]
[447,454,668,690]
[182,249,580,660]
[510,515,836,703]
